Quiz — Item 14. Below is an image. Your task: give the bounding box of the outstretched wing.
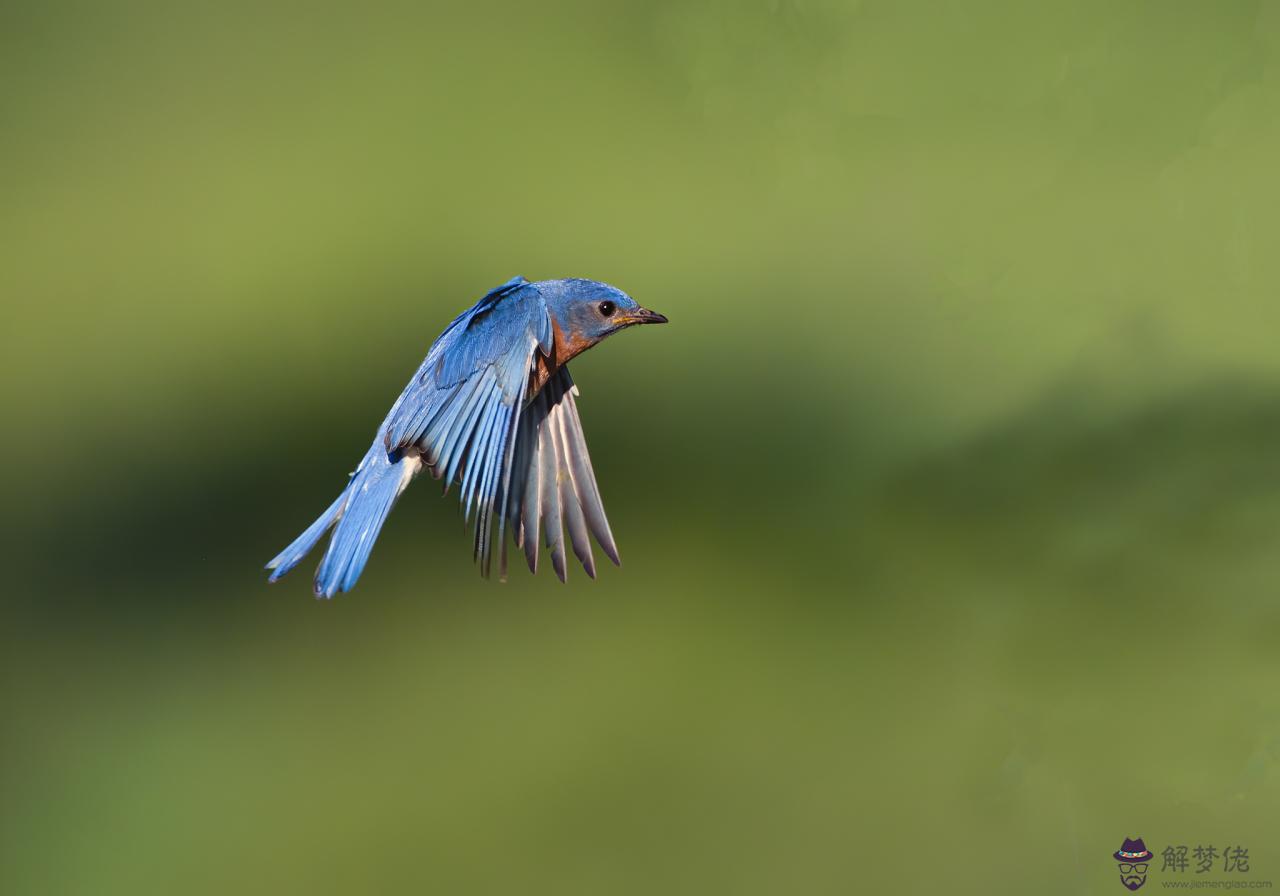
[380,276,553,575]
[503,366,620,582]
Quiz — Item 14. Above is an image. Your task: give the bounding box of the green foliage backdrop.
[4,2,1280,893]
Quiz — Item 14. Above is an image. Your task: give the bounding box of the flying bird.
[266,276,667,596]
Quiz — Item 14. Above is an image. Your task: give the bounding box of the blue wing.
[381,276,553,575]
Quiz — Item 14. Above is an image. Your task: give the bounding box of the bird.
[265,276,668,597]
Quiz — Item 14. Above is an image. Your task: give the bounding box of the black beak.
[628,307,668,325]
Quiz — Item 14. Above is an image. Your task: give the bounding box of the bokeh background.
[5,1,1280,893]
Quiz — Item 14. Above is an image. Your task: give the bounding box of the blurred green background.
[4,1,1280,893]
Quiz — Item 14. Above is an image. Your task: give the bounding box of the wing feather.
[460,390,502,518]
[557,381,619,565]
[539,408,567,581]
[374,277,546,575]
[556,415,596,579]
[440,368,496,489]
[505,365,619,580]
[518,397,544,574]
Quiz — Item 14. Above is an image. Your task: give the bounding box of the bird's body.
[266,276,667,597]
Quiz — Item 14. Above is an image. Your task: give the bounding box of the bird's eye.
[598,301,616,318]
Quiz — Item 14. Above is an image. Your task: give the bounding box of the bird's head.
[536,278,667,355]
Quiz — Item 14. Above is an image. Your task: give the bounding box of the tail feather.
[265,488,350,583]
[266,444,418,598]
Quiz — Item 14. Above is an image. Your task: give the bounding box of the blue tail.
[266,444,415,598]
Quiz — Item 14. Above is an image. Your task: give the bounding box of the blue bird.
[266,276,667,596]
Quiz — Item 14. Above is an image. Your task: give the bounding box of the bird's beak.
[619,307,668,326]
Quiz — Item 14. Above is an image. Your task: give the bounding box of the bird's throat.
[528,318,593,398]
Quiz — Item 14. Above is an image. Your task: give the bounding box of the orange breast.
[527,317,594,398]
